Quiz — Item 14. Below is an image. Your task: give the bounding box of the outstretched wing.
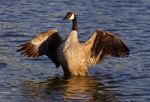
[83,29,129,65]
[17,29,63,67]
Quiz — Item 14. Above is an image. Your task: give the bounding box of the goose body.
[58,30,88,76]
[18,12,129,76]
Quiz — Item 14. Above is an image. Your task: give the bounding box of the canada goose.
[18,12,129,76]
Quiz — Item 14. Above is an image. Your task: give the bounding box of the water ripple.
[0,0,149,102]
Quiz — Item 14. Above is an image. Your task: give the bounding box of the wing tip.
[17,42,39,58]
[118,46,130,57]
[122,42,130,56]
[125,47,130,56]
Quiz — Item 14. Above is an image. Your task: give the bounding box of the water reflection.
[21,76,119,102]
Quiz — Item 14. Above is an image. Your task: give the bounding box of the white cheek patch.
[69,14,75,20]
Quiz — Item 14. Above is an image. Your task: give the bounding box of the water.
[0,0,150,102]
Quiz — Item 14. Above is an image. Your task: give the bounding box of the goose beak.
[63,17,67,20]
[63,15,68,20]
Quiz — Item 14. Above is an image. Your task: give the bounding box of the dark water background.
[0,0,150,102]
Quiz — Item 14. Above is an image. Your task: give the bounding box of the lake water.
[0,0,150,102]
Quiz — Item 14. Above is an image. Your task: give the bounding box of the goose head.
[63,12,76,21]
[63,12,77,31]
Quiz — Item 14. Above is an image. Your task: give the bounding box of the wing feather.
[17,29,63,67]
[84,29,129,65]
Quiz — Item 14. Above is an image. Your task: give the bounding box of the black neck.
[72,17,77,31]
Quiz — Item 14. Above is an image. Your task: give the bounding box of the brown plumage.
[84,29,129,65]
[17,12,129,76]
[17,30,62,67]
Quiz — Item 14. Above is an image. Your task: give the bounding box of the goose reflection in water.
[21,76,120,102]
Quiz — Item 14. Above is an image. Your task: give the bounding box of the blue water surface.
[0,0,150,102]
